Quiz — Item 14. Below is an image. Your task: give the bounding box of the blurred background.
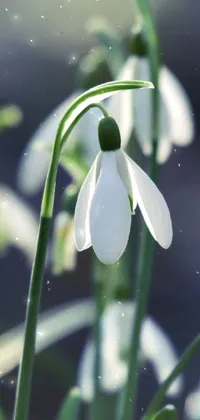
[0,0,200,418]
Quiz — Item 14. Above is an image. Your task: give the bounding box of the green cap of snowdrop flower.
[98,116,121,152]
[129,26,148,57]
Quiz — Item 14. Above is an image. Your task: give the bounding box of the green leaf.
[144,335,200,419]
[0,406,6,420]
[86,17,125,77]
[57,387,81,420]
[152,405,177,420]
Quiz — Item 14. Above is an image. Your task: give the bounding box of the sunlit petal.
[157,138,173,165]
[89,152,131,264]
[122,151,172,248]
[116,149,137,210]
[160,66,194,146]
[74,152,102,251]
[134,58,172,163]
[107,57,137,148]
[0,300,94,377]
[142,318,183,396]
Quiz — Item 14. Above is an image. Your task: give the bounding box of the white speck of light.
[59,4,63,8]
[41,15,45,19]
[24,152,28,156]
[196,271,200,275]
[37,331,44,337]
[121,313,124,317]
[5,8,8,11]
[178,163,180,167]
[47,280,50,284]
[109,46,112,50]
[15,237,19,241]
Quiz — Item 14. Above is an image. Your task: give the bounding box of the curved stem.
[13,101,109,420]
[144,335,200,419]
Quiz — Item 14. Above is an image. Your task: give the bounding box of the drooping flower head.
[74,116,172,264]
[108,26,194,164]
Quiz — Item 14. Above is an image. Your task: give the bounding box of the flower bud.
[98,116,121,152]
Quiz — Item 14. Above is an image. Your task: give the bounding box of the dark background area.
[0,0,200,418]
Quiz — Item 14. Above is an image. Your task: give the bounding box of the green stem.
[12,216,51,420]
[13,101,109,420]
[144,335,200,419]
[90,258,108,420]
[117,2,160,420]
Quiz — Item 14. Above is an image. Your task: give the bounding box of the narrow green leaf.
[57,387,81,420]
[152,405,177,420]
[144,335,200,419]
[59,79,154,152]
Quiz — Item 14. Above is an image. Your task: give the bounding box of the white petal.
[185,384,200,420]
[160,66,194,146]
[0,300,94,377]
[78,302,134,401]
[107,57,137,148]
[89,152,131,264]
[157,137,173,165]
[134,58,172,163]
[74,152,102,251]
[141,318,183,397]
[116,149,137,210]
[122,151,173,248]
[78,339,95,401]
[18,91,80,195]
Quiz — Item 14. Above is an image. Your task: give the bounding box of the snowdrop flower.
[78,301,183,401]
[0,185,38,261]
[74,116,172,264]
[184,381,200,420]
[108,31,194,164]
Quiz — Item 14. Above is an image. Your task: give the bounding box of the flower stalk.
[117,2,160,420]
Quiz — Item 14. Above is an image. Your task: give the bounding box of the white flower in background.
[0,298,182,402]
[109,55,194,164]
[0,185,38,261]
[78,301,183,401]
[184,382,200,420]
[74,116,172,264]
